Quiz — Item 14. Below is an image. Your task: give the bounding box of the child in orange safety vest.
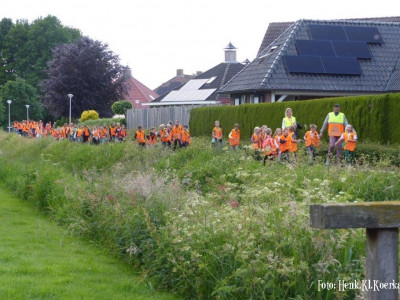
[262,128,277,165]
[251,126,262,160]
[135,125,146,147]
[172,120,182,150]
[180,125,191,148]
[279,128,291,162]
[288,125,302,163]
[335,124,357,165]
[212,120,223,148]
[159,124,170,148]
[109,122,117,142]
[228,123,240,150]
[147,127,157,145]
[273,128,282,159]
[119,124,127,142]
[82,125,91,143]
[304,124,321,165]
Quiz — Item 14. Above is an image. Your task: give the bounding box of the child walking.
[304,124,320,165]
[228,123,240,150]
[335,124,357,165]
[262,128,277,165]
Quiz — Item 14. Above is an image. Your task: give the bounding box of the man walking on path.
[320,104,348,165]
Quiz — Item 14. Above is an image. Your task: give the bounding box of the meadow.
[0,132,399,299]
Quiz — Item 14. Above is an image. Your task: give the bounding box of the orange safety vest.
[305,131,320,147]
[279,134,291,153]
[289,132,297,152]
[110,126,117,137]
[213,127,223,139]
[181,130,190,143]
[251,133,261,149]
[135,130,146,143]
[343,132,357,151]
[76,129,83,137]
[119,129,127,138]
[229,129,240,146]
[160,129,168,142]
[263,136,277,156]
[83,128,90,137]
[93,129,100,139]
[147,133,157,144]
[166,130,172,142]
[172,125,182,140]
[328,112,345,137]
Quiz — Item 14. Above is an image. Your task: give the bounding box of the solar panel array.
[283,24,382,75]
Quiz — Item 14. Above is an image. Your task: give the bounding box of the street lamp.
[135,100,140,109]
[68,94,73,124]
[25,104,30,120]
[7,100,12,133]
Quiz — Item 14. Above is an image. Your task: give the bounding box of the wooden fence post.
[310,202,400,300]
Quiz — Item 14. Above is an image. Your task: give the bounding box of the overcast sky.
[2,0,398,90]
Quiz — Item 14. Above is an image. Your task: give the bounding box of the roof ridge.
[261,20,303,86]
[258,22,298,58]
[219,62,250,93]
[301,18,400,26]
[220,63,230,89]
[385,54,400,90]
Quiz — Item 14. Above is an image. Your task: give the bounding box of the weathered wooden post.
[310,202,400,300]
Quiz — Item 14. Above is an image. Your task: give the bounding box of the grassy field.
[0,132,399,299]
[0,188,175,300]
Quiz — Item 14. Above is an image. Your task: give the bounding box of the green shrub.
[80,110,99,122]
[111,100,132,115]
[190,93,399,144]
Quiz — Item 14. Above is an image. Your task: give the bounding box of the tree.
[0,78,42,123]
[0,16,81,87]
[111,100,132,115]
[41,37,130,119]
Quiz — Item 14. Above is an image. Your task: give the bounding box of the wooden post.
[310,201,400,300]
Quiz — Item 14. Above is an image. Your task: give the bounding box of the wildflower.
[340,177,347,183]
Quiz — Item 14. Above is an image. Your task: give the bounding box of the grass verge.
[0,187,176,300]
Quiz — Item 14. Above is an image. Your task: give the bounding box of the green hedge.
[189,93,400,144]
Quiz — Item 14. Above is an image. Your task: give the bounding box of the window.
[254,96,259,104]
[205,76,217,84]
[234,97,239,106]
[240,95,246,105]
[250,95,254,104]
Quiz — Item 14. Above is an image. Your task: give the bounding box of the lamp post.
[25,105,30,120]
[135,100,140,109]
[68,94,73,124]
[7,100,12,133]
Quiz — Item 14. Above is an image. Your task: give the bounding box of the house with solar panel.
[219,18,400,104]
[145,43,246,107]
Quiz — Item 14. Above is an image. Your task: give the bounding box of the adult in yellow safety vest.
[320,104,348,165]
[282,108,297,130]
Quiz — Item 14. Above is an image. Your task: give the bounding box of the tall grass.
[0,132,399,299]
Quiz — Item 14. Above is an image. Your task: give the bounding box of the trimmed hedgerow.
[189,93,399,143]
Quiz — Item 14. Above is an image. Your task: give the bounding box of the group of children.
[12,119,357,164]
[13,120,128,143]
[12,119,192,148]
[212,121,358,165]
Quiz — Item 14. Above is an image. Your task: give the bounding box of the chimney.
[177,69,184,76]
[224,42,237,63]
[196,71,203,76]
